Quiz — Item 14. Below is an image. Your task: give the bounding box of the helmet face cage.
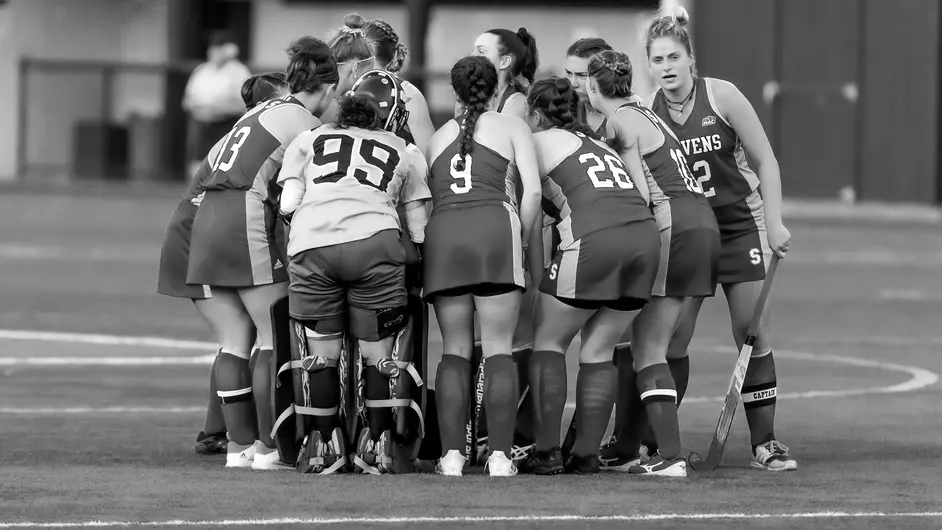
[350,70,410,136]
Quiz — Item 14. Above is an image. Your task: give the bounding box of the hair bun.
[673,6,689,26]
[344,13,367,29]
[516,27,531,44]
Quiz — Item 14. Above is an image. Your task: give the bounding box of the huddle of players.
[158,8,797,478]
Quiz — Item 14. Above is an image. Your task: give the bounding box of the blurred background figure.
[182,31,251,179]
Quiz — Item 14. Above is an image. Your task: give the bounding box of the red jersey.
[650,77,760,207]
[534,129,652,249]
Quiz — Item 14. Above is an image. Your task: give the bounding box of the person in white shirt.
[183,32,252,179]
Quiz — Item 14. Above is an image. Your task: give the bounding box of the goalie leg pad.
[349,304,409,341]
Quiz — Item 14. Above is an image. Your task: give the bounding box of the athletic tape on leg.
[217,387,252,404]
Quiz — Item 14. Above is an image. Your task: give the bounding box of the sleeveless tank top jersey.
[650,77,760,208]
[496,84,526,113]
[616,101,705,206]
[541,130,650,249]
[428,115,520,211]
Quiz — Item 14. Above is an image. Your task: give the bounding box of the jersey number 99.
[579,152,634,189]
[311,134,400,192]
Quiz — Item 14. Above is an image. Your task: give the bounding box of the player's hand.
[767,222,792,258]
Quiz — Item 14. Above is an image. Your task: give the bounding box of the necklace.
[665,85,695,116]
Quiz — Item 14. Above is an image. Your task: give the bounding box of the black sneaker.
[565,453,600,474]
[518,447,564,475]
[194,431,228,455]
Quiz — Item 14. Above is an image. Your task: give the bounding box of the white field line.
[0,511,941,528]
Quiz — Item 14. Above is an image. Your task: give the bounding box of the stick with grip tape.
[688,254,780,472]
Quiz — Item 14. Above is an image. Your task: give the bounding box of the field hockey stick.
[688,254,780,471]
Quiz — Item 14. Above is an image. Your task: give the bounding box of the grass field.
[0,188,940,529]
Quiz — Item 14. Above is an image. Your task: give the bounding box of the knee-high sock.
[435,354,471,454]
[252,348,276,448]
[529,350,567,451]
[203,351,226,435]
[308,366,340,437]
[742,350,777,448]
[638,355,691,450]
[637,363,681,459]
[365,366,394,440]
[512,347,535,445]
[215,350,256,446]
[570,361,617,459]
[483,354,519,456]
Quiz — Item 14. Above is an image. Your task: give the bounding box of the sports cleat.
[518,447,564,475]
[225,441,259,468]
[194,430,228,455]
[251,447,293,471]
[435,449,466,477]
[511,443,535,466]
[751,440,798,472]
[628,453,688,477]
[565,453,600,474]
[598,451,640,472]
[353,428,394,475]
[485,451,518,477]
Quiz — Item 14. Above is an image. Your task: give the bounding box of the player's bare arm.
[403,83,435,153]
[714,79,791,257]
[277,130,313,216]
[507,116,542,245]
[609,114,652,205]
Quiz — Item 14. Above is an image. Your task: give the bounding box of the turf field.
[0,186,940,529]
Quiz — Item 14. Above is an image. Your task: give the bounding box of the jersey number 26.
[579,152,634,189]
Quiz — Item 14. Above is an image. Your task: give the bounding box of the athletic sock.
[252,348,276,449]
[530,350,567,451]
[309,366,340,438]
[669,355,690,406]
[215,350,256,445]
[512,347,535,445]
[483,354,519,456]
[612,343,636,442]
[637,363,681,460]
[614,354,647,457]
[365,365,394,440]
[203,350,226,435]
[471,344,487,440]
[742,350,777,448]
[435,354,471,454]
[571,361,617,458]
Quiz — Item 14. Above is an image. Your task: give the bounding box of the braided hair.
[340,13,408,73]
[285,36,339,94]
[526,77,599,140]
[450,56,498,172]
[240,72,288,110]
[587,50,633,99]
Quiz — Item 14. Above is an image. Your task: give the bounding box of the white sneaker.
[435,449,466,477]
[628,454,687,477]
[752,440,798,472]
[251,447,293,471]
[225,441,259,468]
[485,450,518,477]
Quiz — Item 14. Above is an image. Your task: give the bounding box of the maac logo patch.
[702,115,717,127]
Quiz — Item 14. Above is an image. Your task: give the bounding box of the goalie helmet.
[350,70,410,136]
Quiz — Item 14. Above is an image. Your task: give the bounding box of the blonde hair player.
[641,7,797,472]
[323,14,436,152]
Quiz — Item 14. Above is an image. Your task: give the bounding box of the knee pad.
[349,305,408,341]
[215,349,252,404]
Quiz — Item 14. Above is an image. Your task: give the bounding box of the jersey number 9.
[311,134,400,192]
[579,152,634,189]
[449,154,473,194]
